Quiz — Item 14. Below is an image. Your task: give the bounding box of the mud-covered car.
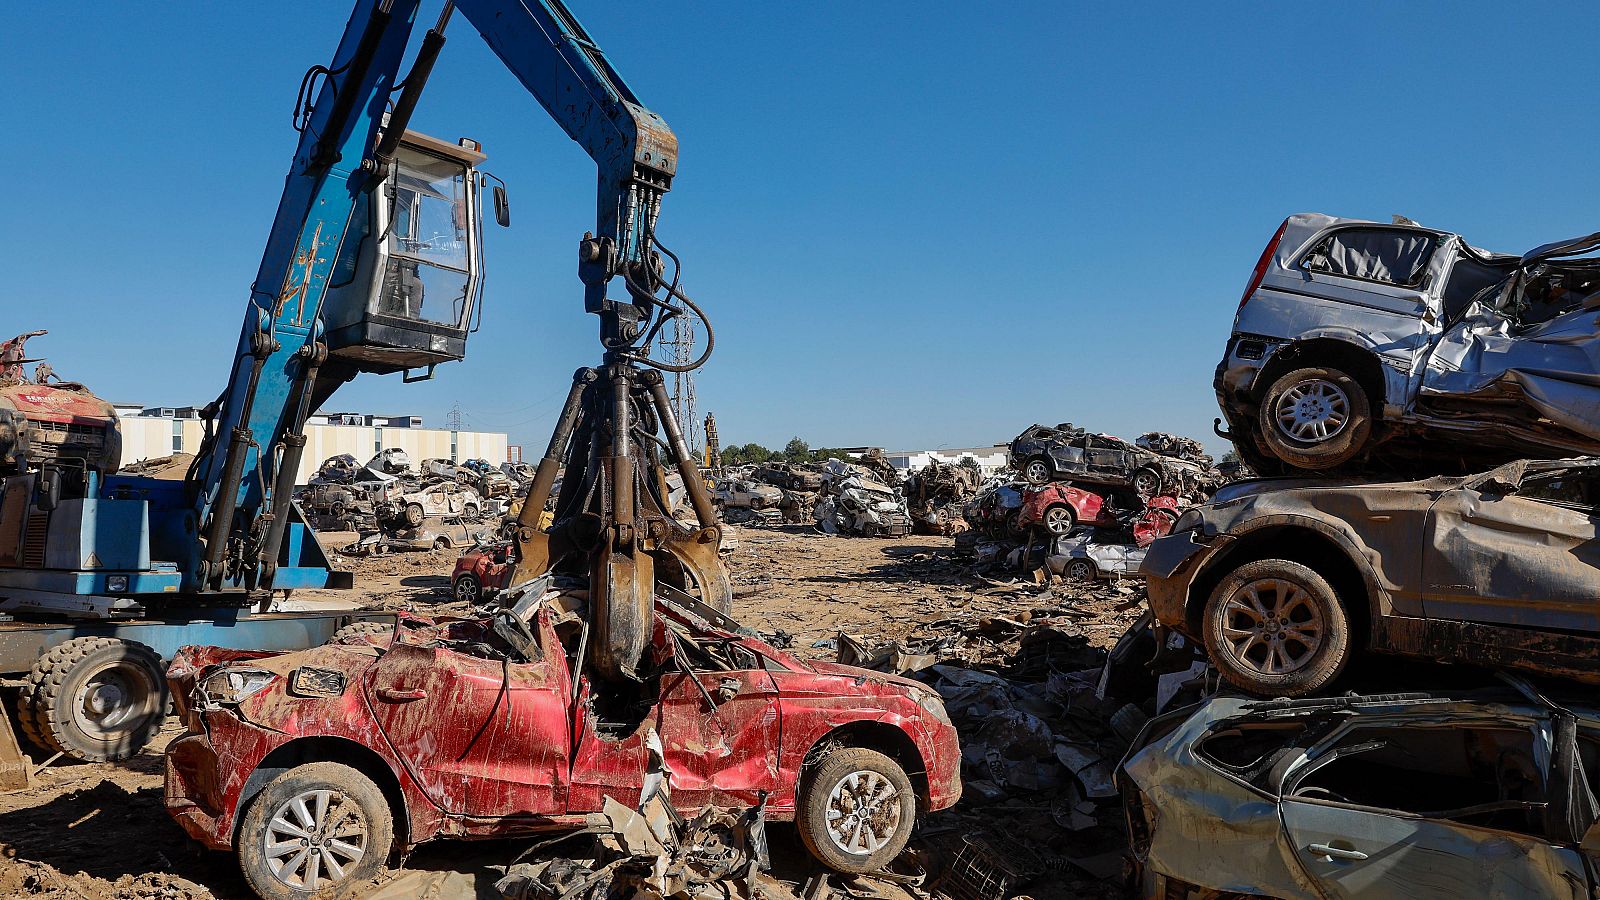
[1120,689,1600,900]
[374,479,484,526]
[1010,424,1212,498]
[1142,458,1600,698]
[164,594,961,899]
[450,540,513,603]
[712,478,783,512]
[1220,213,1600,474]
[816,476,912,538]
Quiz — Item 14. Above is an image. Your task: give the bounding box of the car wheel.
[237,762,394,900]
[1004,510,1026,540]
[453,573,482,604]
[1131,467,1162,499]
[797,747,917,874]
[1257,366,1372,471]
[1042,504,1075,536]
[433,536,452,550]
[1023,457,1052,486]
[1202,559,1351,698]
[403,503,425,527]
[24,637,168,762]
[1065,558,1097,582]
[750,498,765,510]
[463,504,480,523]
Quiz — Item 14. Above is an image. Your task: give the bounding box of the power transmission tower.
[658,313,699,455]
[445,402,464,431]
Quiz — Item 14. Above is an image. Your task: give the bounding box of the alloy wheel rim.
[264,788,368,891]
[1025,461,1050,483]
[1133,471,1159,496]
[1220,578,1324,675]
[1045,508,1072,534]
[456,578,479,602]
[1274,378,1349,443]
[1068,560,1096,581]
[824,770,901,856]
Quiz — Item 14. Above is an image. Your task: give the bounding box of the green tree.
[1220,450,1241,466]
[783,437,810,461]
[957,455,980,473]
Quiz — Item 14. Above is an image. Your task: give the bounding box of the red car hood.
[803,660,929,695]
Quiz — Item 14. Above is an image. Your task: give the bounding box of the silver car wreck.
[1220,213,1600,473]
[1120,689,1600,899]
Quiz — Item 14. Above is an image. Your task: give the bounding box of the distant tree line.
[720,437,857,465]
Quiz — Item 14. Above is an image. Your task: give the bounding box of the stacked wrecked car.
[294,450,502,554]
[1126,212,1600,896]
[814,458,913,537]
[902,460,978,535]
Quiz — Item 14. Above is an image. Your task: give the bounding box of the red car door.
[365,617,571,817]
[656,668,782,811]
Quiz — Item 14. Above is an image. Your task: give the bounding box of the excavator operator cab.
[323,131,504,376]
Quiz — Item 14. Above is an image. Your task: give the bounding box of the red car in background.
[449,541,513,603]
[1016,482,1121,536]
[164,597,961,900]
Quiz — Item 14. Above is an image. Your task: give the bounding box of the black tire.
[1257,366,1373,471]
[1004,510,1025,540]
[1022,456,1052,486]
[433,536,452,550]
[403,503,425,527]
[797,747,917,873]
[749,498,765,510]
[327,622,392,646]
[1131,467,1162,500]
[1202,559,1351,698]
[23,637,167,762]
[1065,558,1097,582]
[236,761,394,900]
[463,504,480,523]
[453,573,482,604]
[1041,504,1076,536]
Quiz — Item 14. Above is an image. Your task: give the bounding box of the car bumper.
[1140,531,1228,632]
[926,721,963,811]
[164,713,289,851]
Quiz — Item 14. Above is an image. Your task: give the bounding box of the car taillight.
[1238,219,1289,312]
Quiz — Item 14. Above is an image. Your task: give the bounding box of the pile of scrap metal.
[747,461,825,523]
[834,616,1209,895]
[0,330,121,477]
[1010,422,1224,499]
[902,460,977,535]
[710,474,785,525]
[814,459,912,537]
[295,449,503,554]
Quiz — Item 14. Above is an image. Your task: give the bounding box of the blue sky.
[4,2,1596,458]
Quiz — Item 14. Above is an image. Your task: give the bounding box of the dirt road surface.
[0,526,1141,899]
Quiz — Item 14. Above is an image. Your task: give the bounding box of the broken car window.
[1195,721,1312,791]
[1302,228,1436,287]
[1501,264,1600,327]
[1290,724,1550,838]
[1515,470,1600,512]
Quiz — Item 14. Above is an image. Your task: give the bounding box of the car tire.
[797,747,917,874]
[24,637,168,762]
[327,622,392,646]
[1202,559,1351,698]
[1257,366,1372,471]
[1131,467,1162,499]
[403,503,425,527]
[1065,558,1097,582]
[237,761,394,900]
[1023,457,1052,486]
[750,498,765,510]
[463,504,480,523]
[1041,504,1076,536]
[453,573,482,604]
[433,536,452,550]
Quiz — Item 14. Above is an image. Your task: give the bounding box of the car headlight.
[916,691,953,726]
[199,669,277,706]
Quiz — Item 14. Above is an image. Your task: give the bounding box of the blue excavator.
[0,0,727,775]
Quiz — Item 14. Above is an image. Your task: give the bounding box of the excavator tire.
[25,637,167,762]
[327,621,394,646]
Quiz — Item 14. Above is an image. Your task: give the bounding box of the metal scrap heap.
[814,459,913,538]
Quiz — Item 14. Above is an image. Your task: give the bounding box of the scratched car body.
[1220,212,1600,474]
[1119,691,1600,900]
[1010,423,1215,499]
[163,595,961,895]
[1143,458,1600,698]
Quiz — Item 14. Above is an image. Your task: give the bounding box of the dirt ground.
[0,526,1144,899]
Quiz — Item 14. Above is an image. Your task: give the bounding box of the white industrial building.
[116,406,508,486]
[885,445,1010,476]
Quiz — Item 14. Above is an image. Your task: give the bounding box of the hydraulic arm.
[190,0,725,682]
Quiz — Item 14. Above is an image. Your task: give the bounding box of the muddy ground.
[0,526,1145,899]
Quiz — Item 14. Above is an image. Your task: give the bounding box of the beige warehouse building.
[116,406,509,486]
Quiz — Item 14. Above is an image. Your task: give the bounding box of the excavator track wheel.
[24,637,168,763]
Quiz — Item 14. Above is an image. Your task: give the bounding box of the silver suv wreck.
[1219,212,1600,473]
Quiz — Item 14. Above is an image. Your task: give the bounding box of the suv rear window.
[1302,227,1436,287]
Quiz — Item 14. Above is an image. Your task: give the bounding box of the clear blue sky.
[4,2,1596,458]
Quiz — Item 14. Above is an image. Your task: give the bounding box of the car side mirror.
[492,185,510,228]
[33,467,61,511]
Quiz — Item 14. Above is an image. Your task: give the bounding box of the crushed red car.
[1015,482,1121,536]
[163,590,961,899]
[449,540,514,603]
